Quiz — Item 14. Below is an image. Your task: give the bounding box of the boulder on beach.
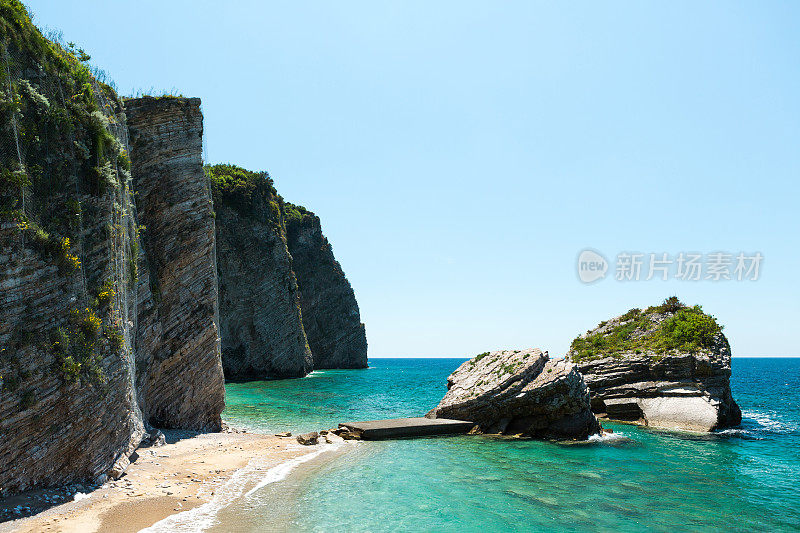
[296,432,319,445]
[426,349,601,440]
[566,298,742,432]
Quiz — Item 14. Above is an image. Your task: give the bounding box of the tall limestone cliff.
[0,3,226,496]
[284,203,367,369]
[0,4,143,495]
[0,1,367,497]
[125,97,225,430]
[208,164,313,379]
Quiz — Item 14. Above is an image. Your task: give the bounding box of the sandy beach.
[0,431,345,533]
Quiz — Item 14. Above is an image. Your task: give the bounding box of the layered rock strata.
[567,302,741,432]
[284,204,367,369]
[126,97,225,430]
[0,16,143,494]
[427,349,601,439]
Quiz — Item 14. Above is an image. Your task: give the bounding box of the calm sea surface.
[217,358,800,532]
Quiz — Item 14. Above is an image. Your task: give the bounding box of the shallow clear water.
[223,358,800,532]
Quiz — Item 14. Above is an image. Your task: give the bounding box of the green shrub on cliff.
[282,202,311,225]
[569,298,724,362]
[51,311,106,386]
[206,163,279,221]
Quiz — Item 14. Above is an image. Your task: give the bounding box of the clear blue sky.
[26,1,799,357]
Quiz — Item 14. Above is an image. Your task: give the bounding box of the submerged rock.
[566,298,741,432]
[426,349,601,439]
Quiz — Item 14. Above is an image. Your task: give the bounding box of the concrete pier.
[338,417,474,440]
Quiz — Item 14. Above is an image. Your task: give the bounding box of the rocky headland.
[566,298,741,432]
[427,348,601,439]
[1,12,152,494]
[209,164,313,380]
[209,165,368,379]
[284,203,367,369]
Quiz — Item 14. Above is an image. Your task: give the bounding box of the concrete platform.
[338,417,474,440]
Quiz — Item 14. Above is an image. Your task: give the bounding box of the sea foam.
[588,431,629,443]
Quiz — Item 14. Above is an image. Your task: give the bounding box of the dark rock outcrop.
[427,349,601,439]
[126,97,226,430]
[209,165,312,379]
[284,204,367,369]
[566,301,741,432]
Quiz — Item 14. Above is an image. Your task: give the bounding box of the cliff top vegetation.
[282,201,312,225]
[568,297,725,362]
[206,163,282,222]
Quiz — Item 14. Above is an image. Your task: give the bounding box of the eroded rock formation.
[284,203,367,369]
[126,97,225,430]
[209,165,312,379]
[566,300,741,432]
[427,349,601,439]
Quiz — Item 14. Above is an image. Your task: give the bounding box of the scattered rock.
[109,456,130,480]
[140,430,166,448]
[296,432,319,445]
[338,429,361,440]
[427,349,600,440]
[324,432,344,444]
[274,432,292,438]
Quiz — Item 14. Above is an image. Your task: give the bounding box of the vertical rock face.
[566,300,741,432]
[427,349,601,439]
[0,10,143,495]
[209,165,312,379]
[284,204,367,369]
[125,97,225,430]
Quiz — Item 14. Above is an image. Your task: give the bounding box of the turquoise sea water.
[221,358,800,532]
